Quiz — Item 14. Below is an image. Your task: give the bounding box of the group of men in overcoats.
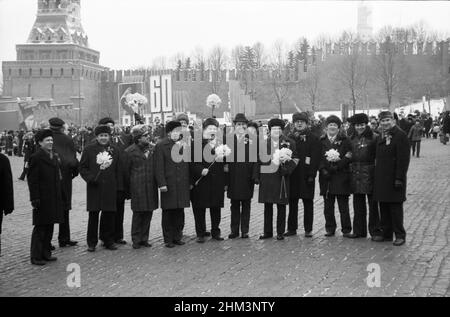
[0,107,411,265]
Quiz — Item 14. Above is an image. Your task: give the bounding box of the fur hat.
[268,118,285,130]
[379,111,394,120]
[131,124,149,139]
[202,118,219,129]
[94,125,112,136]
[233,113,249,124]
[98,117,115,125]
[35,129,53,143]
[292,112,309,124]
[166,120,182,133]
[247,121,259,130]
[177,113,189,124]
[350,113,369,125]
[48,117,65,128]
[325,115,342,128]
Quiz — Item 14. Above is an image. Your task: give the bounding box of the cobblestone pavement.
[0,139,449,297]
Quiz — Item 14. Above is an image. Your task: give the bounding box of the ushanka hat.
[131,124,149,139]
[379,111,394,120]
[233,113,249,124]
[202,118,219,129]
[98,117,115,125]
[35,129,53,143]
[94,125,112,136]
[325,115,342,128]
[268,118,285,130]
[292,112,309,124]
[166,120,182,133]
[350,113,369,125]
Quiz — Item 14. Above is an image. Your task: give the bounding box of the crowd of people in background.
[0,108,450,264]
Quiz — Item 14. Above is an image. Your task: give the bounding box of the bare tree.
[150,56,167,70]
[231,44,244,70]
[303,65,322,112]
[373,36,410,110]
[252,42,267,68]
[208,45,228,93]
[269,39,291,118]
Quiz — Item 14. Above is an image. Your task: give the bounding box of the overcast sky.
[1,0,450,70]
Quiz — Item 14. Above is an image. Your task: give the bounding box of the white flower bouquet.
[272,148,293,166]
[194,143,231,186]
[206,94,222,108]
[324,149,340,163]
[96,151,113,170]
[126,93,148,113]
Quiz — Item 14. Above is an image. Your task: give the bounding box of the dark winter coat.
[226,134,258,201]
[79,141,121,212]
[408,124,423,142]
[51,129,79,211]
[373,125,410,203]
[258,136,297,205]
[349,127,377,194]
[27,148,64,225]
[0,153,14,215]
[288,130,321,200]
[155,137,191,210]
[318,134,352,196]
[124,144,159,212]
[190,138,225,208]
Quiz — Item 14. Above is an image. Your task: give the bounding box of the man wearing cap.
[190,118,226,243]
[226,114,258,239]
[49,117,79,248]
[80,125,121,252]
[373,111,410,246]
[319,115,353,238]
[347,113,380,239]
[286,112,321,238]
[155,120,190,248]
[27,129,64,265]
[124,125,158,249]
[98,117,131,245]
[258,118,298,241]
[0,152,14,256]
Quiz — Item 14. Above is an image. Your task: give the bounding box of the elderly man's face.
[380,118,395,131]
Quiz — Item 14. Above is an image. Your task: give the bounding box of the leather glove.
[307,176,315,184]
[4,210,13,216]
[394,180,403,189]
[31,199,40,209]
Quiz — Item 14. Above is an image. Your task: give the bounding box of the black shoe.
[228,233,239,239]
[104,244,118,251]
[196,237,205,243]
[325,232,335,237]
[132,243,141,249]
[241,234,249,239]
[59,240,78,247]
[342,233,353,238]
[276,234,285,241]
[87,246,96,252]
[305,231,313,238]
[165,243,175,248]
[204,232,211,237]
[259,234,273,240]
[115,239,127,245]
[43,256,57,262]
[393,238,405,246]
[31,259,46,266]
[346,233,362,239]
[173,240,185,246]
[371,236,385,242]
[284,231,297,237]
[212,236,224,241]
[50,244,56,251]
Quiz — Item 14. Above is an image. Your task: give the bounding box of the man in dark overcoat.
[27,129,64,265]
[98,118,131,245]
[155,121,191,248]
[0,152,14,256]
[318,115,353,238]
[286,112,321,238]
[49,118,79,248]
[258,118,298,241]
[125,125,158,249]
[226,113,258,239]
[373,111,410,246]
[79,125,121,252]
[347,113,380,239]
[190,118,226,243]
